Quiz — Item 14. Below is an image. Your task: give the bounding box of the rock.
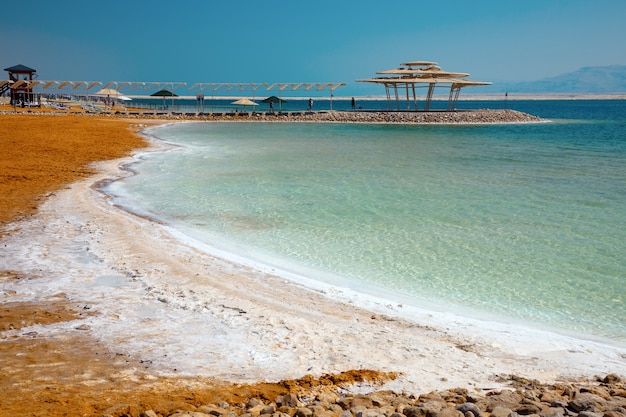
[249,399,265,408]
[295,407,314,417]
[568,393,606,412]
[456,403,482,417]
[490,407,513,417]
[261,405,277,415]
[247,405,267,416]
[514,404,542,415]
[317,392,341,405]
[277,394,301,408]
[436,409,464,417]
[603,374,622,384]
[538,407,565,417]
[350,396,374,409]
[77,372,626,417]
[539,407,565,417]
[404,402,445,417]
[328,404,343,415]
[277,407,297,416]
[404,406,426,417]
[198,405,230,416]
[583,387,612,400]
[578,412,603,417]
[484,391,525,411]
[314,410,338,417]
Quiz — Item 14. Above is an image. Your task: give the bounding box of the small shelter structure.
[151,89,177,97]
[3,64,38,105]
[262,95,286,112]
[261,95,285,104]
[151,89,178,109]
[357,61,491,111]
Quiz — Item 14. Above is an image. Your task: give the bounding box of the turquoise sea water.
[106,100,626,344]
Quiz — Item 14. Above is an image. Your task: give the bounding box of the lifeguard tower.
[1,64,38,105]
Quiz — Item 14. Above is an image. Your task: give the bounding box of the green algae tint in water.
[111,102,626,344]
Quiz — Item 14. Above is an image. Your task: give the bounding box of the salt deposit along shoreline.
[2,121,625,402]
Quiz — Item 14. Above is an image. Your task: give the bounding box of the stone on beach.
[1,108,543,124]
[129,374,626,417]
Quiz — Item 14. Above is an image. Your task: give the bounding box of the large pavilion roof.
[357,60,491,111]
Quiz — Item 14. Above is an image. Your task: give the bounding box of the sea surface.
[105,100,626,345]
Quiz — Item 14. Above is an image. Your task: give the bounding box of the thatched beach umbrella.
[95,88,122,97]
[95,88,130,106]
[231,98,258,111]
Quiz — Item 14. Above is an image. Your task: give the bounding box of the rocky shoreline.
[106,374,625,417]
[0,108,544,124]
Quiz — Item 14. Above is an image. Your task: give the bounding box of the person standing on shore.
[351,97,355,110]
[308,98,313,112]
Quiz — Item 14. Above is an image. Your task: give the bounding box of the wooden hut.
[2,64,38,105]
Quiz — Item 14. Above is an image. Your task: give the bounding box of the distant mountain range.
[485,65,626,94]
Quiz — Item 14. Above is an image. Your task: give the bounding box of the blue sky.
[2,0,625,96]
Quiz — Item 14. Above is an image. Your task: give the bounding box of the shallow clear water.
[106,100,626,343]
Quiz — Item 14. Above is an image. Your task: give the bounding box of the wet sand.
[1,110,625,417]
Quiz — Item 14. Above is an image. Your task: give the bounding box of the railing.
[0,82,11,96]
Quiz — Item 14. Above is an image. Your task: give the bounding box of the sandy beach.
[1,110,625,417]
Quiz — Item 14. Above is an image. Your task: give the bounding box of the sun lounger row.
[81,103,108,113]
[42,101,70,110]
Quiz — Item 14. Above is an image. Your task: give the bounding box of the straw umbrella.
[231,98,258,112]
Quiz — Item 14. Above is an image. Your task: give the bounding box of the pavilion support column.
[412,83,418,110]
[405,84,410,110]
[393,84,400,111]
[447,86,461,110]
[425,83,435,111]
[384,84,392,110]
[453,88,461,109]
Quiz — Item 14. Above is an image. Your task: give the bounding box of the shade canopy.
[358,59,491,111]
[95,88,122,97]
[4,64,36,73]
[261,96,286,103]
[151,89,178,97]
[231,98,258,106]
